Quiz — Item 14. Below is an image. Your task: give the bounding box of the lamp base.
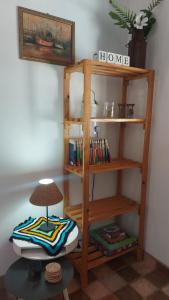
[39,222,55,233]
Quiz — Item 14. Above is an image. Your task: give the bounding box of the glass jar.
[103,102,115,118]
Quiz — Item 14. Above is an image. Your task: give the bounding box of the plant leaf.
[109,0,136,31]
[109,11,130,30]
[147,0,163,12]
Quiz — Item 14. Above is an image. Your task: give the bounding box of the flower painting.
[18,7,75,65]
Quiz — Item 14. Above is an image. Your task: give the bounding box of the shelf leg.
[81,266,88,288]
[80,60,91,288]
[137,247,144,261]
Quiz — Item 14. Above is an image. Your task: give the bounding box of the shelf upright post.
[138,70,155,260]
[63,69,71,213]
[117,78,129,195]
[81,60,92,287]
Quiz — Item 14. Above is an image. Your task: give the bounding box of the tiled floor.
[1,253,169,300]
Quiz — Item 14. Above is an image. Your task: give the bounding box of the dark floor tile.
[145,267,169,288]
[100,295,118,300]
[88,270,97,282]
[115,286,142,300]
[157,263,169,277]
[117,266,139,282]
[147,290,169,300]
[0,276,4,289]
[123,252,137,265]
[70,289,90,300]
[109,257,127,271]
[49,294,63,300]
[0,288,13,300]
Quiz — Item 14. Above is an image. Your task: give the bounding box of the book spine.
[69,138,111,166]
[69,140,76,165]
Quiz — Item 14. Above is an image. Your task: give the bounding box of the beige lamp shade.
[30,179,63,207]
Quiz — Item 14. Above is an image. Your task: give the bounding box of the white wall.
[125,0,169,267]
[0,0,129,275]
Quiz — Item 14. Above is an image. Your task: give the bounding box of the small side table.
[5,257,73,300]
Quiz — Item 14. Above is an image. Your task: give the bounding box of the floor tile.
[109,257,127,271]
[100,273,127,292]
[92,264,115,279]
[145,267,169,288]
[0,288,13,300]
[147,290,169,300]
[123,252,137,265]
[0,276,4,289]
[117,266,140,282]
[88,270,97,283]
[68,277,81,294]
[70,289,90,300]
[115,285,142,300]
[99,295,118,300]
[92,263,124,291]
[132,253,157,276]
[83,280,111,300]
[49,295,63,300]
[157,262,169,277]
[130,278,157,298]
[162,284,169,297]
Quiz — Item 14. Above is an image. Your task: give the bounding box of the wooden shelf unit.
[63,59,155,287]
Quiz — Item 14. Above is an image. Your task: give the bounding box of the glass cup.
[118,104,126,118]
[126,104,135,118]
[103,102,115,118]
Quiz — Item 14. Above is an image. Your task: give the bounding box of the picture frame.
[18,7,75,66]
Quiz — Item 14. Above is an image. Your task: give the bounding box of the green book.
[89,224,137,252]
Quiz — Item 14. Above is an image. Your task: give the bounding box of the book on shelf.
[89,223,137,257]
[68,138,111,166]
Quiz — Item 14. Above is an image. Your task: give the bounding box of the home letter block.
[107,52,116,64]
[98,51,107,62]
[115,54,123,65]
[122,55,130,66]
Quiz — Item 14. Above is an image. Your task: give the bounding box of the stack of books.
[69,138,111,166]
[89,223,137,257]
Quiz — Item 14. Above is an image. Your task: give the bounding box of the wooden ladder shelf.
[63,59,155,287]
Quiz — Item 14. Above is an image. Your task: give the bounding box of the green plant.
[108,0,163,39]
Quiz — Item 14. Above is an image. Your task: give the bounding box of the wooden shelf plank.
[91,118,145,124]
[90,159,142,173]
[65,159,142,177]
[64,118,82,125]
[64,59,152,78]
[65,195,139,225]
[68,244,138,271]
[64,165,83,177]
[65,118,145,125]
[87,245,138,270]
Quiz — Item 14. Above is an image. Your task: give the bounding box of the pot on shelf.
[128,29,147,68]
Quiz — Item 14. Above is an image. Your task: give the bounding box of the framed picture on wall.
[18,7,75,66]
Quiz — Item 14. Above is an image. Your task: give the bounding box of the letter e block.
[122,55,130,66]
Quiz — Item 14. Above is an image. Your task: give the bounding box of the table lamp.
[30,178,63,232]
